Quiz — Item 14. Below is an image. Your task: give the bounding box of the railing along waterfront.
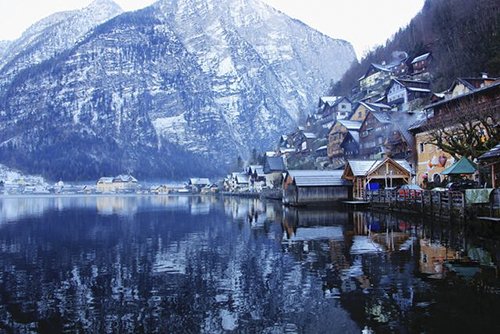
[366,189,466,219]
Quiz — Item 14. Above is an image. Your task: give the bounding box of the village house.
[409,79,499,187]
[287,127,317,153]
[263,156,286,189]
[358,111,392,159]
[342,158,413,199]
[317,96,352,124]
[96,175,138,193]
[358,110,418,161]
[478,144,500,188]
[224,172,250,192]
[359,63,393,94]
[340,131,360,160]
[327,119,362,166]
[349,101,391,122]
[188,178,211,192]
[385,78,431,111]
[410,52,432,77]
[283,170,352,206]
[448,75,497,99]
[246,165,266,191]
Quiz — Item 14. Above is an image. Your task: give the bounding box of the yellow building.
[96,175,138,193]
[412,131,454,187]
[358,63,392,92]
[410,78,499,188]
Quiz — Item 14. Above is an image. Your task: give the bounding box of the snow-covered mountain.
[0,0,355,180]
[0,0,123,84]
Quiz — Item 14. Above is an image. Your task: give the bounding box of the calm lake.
[0,195,499,333]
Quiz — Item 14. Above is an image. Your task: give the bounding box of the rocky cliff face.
[0,0,355,180]
[0,0,123,86]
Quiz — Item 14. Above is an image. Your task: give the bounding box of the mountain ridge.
[0,0,355,180]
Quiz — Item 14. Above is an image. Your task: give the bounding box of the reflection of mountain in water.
[0,195,218,224]
[0,197,498,333]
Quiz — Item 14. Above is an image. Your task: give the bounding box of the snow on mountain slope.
[0,0,123,84]
[0,0,355,180]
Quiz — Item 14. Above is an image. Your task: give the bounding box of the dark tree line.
[330,0,500,96]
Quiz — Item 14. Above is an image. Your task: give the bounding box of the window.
[419,143,425,153]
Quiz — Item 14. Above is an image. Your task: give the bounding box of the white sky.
[0,0,425,59]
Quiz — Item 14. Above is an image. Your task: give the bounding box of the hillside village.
[224,51,499,206]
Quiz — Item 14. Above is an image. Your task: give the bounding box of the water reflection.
[0,196,498,333]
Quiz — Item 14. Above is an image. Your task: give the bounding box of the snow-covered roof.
[248,165,265,176]
[345,160,379,177]
[264,156,286,173]
[338,120,362,130]
[319,96,342,107]
[371,112,392,124]
[407,87,431,93]
[114,175,138,183]
[411,52,431,64]
[235,174,249,184]
[303,132,317,139]
[189,178,210,185]
[346,159,414,177]
[98,177,114,184]
[347,131,360,143]
[316,145,328,152]
[368,102,391,109]
[287,170,351,187]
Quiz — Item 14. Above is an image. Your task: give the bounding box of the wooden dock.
[366,189,466,220]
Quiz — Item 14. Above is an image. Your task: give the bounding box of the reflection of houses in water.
[350,211,412,252]
[96,197,139,216]
[223,197,280,229]
[419,239,459,279]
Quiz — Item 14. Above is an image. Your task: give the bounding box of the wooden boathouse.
[282,170,352,206]
[342,158,413,199]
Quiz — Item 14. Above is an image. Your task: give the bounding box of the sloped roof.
[234,173,249,184]
[247,165,265,177]
[287,170,351,187]
[411,53,431,64]
[98,177,114,184]
[347,131,360,143]
[338,119,362,130]
[390,112,422,147]
[478,143,500,161]
[190,178,210,185]
[303,132,317,139]
[359,63,392,81]
[371,112,392,124]
[408,87,431,93]
[316,145,328,152]
[441,157,478,175]
[319,96,347,108]
[346,159,413,177]
[407,115,430,132]
[345,160,379,176]
[425,80,500,110]
[393,160,415,175]
[368,102,391,110]
[360,101,391,112]
[264,156,286,173]
[114,175,138,183]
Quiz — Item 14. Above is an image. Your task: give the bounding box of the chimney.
[481,72,488,79]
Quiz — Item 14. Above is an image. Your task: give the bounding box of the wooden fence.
[366,189,466,219]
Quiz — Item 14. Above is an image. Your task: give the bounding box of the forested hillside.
[331,0,499,95]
